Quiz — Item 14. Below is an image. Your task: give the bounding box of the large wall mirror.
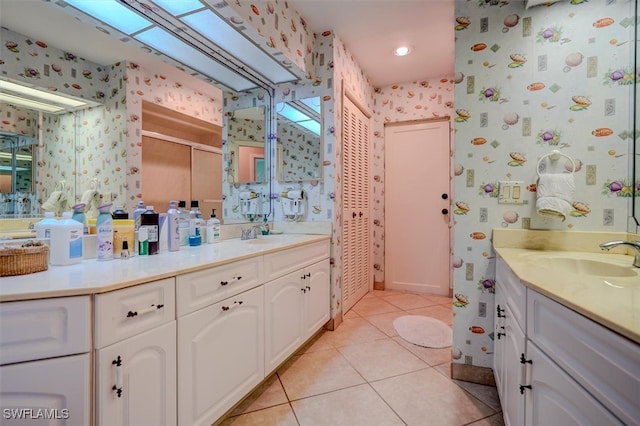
[226,106,267,184]
[276,97,322,182]
[0,130,38,216]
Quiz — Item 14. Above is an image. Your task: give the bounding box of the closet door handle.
[359,211,363,217]
[352,212,356,218]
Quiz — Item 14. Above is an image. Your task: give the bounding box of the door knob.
[442,208,448,215]
[441,193,448,200]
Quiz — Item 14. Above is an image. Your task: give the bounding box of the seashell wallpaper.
[453,0,637,369]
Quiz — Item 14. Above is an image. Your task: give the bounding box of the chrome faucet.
[599,240,640,268]
[240,225,263,240]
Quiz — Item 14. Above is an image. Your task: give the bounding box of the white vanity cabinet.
[94,278,177,426]
[263,241,330,374]
[0,296,91,426]
[495,255,637,426]
[264,259,330,374]
[177,285,264,426]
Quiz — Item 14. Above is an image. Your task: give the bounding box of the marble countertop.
[495,247,639,344]
[0,234,330,302]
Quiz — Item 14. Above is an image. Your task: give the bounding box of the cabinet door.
[0,353,90,426]
[525,343,622,425]
[502,303,526,426]
[96,321,177,426]
[264,272,304,375]
[178,286,264,426]
[493,292,506,397]
[302,259,330,340]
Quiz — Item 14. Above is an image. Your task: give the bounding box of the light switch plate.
[498,181,525,204]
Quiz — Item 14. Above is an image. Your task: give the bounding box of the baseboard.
[326,310,342,331]
[374,280,385,290]
[450,363,496,386]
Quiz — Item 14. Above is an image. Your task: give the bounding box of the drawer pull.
[301,288,306,293]
[519,384,532,394]
[221,300,244,311]
[221,275,243,286]
[520,354,532,365]
[496,305,505,318]
[497,326,505,340]
[220,281,229,286]
[112,385,123,398]
[306,285,311,292]
[126,304,164,318]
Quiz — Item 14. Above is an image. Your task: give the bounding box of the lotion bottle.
[206,209,221,243]
[96,203,114,261]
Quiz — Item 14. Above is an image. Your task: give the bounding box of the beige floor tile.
[229,374,289,416]
[453,379,502,412]
[277,348,365,400]
[363,311,407,337]
[406,304,454,326]
[467,413,506,426]
[220,403,298,426]
[325,317,388,347]
[343,308,360,320]
[423,294,454,306]
[434,362,452,378]
[382,293,439,310]
[351,296,401,317]
[337,338,428,382]
[370,289,405,298]
[393,336,452,366]
[291,384,404,426]
[296,331,334,354]
[371,369,495,426]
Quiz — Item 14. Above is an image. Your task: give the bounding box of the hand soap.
[206,209,221,243]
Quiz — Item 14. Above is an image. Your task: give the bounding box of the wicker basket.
[0,244,49,276]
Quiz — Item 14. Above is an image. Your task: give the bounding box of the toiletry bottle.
[167,200,180,252]
[140,205,159,255]
[133,200,146,230]
[112,205,128,219]
[49,211,83,266]
[96,203,114,261]
[178,200,189,246]
[188,201,201,246]
[206,209,221,243]
[71,203,87,234]
[138,227,149,255]
[262,214,270,235]
[35,211,57,239]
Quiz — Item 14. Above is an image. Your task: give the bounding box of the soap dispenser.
[206,209,221,243]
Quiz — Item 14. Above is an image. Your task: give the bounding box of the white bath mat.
[393,315,452,348]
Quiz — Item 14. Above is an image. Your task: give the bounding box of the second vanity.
[0,234,330,426]
[492,229,640,426]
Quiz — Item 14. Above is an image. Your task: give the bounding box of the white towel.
[536,173,575,221]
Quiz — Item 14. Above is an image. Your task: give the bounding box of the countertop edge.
[0,235,330,302]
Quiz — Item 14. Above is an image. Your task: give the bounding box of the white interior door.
[384,120,451,295]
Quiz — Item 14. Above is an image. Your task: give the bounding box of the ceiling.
[0,0,454,90]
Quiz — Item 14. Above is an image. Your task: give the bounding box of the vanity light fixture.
[394,46,412,57]
[62,0,299,92]
[0,79,92,114]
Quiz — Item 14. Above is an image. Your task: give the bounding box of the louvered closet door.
[342,94,371,313]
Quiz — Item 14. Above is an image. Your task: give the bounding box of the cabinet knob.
[352,212,356,219]
[112,385,123,398]
[441,193,449,200]
[359,211,363,217]
[441,208,449,215]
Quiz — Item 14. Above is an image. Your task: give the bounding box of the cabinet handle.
[112,355,123,398]
[520,354,532,365]
[220,280,229,286]
[301,288,306,293]
[126,304,164,318]
[497,326,505,340]
[519,384,532,394]
[306,285,311,292]
[496,305,505,318]
[221,300,243,311]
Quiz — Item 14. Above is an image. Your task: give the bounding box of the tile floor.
[219,290,505,426]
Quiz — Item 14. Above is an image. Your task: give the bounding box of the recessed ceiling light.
[394,46,412,57]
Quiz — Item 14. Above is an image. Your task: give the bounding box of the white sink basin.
[518,251,640,279]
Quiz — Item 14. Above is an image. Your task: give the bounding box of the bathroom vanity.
[492,229,640,426]
[0,234,330,426]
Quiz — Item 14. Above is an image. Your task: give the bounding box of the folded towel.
[536,173,575,221]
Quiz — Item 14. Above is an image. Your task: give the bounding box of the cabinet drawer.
[0,296,91,365]
[176,256,263,317]
[496,256,526,330]
[95,278,175,348]
[264,240,330,281]
[527,289,639,425]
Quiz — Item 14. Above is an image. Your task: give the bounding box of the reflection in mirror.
[0,131,37,216]
[226,106,267,184]
[276,97,322,182]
